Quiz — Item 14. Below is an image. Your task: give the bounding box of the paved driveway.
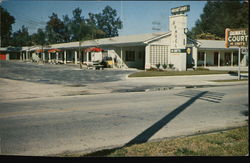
[0,61,137,85]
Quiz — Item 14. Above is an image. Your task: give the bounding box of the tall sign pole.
[238,47,241,80]
[225,28,248,80]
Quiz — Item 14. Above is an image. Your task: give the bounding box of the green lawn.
[128,70,248,78]
[85,126,248,157]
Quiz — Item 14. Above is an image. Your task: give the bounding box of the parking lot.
[0,61,136,85]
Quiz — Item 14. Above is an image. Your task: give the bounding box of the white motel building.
[0,6,248,71]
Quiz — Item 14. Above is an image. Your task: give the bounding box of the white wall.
[91,52,102,62]
[145,36,171,69]
[169,14,187,71]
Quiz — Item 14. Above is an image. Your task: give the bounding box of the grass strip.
[128,70,248,78]
[81,126,248,157]
[211,79,248,82]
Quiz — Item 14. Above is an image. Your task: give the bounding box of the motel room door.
[214,52,218,66]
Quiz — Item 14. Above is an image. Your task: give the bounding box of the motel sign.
[225,28,248,48]
[225,28,248,80]
[171,5,190,15]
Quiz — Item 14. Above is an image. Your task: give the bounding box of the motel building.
[0,6,248,71]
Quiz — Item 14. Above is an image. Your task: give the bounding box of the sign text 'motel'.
[225,28,248,48]
[171,5,190,15]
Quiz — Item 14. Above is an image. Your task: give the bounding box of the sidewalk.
[0,73,248,102]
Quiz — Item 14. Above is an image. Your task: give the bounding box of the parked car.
[101,56,113,68]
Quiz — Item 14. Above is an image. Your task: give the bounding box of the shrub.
[156,63,161,69]
[162,64,167,69]
[168,64,174,69]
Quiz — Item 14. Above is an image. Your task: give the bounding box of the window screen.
[149,45,168,65]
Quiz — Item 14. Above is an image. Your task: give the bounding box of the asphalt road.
[0,84,248,156]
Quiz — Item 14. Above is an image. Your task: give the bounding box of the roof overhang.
[144,32,171,44]
[198,48,239,51]
[143,32,171,44]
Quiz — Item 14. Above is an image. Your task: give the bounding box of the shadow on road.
[84,90,225,157]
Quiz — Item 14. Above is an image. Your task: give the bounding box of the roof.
[47,32,170,49]
[1,32,171,51]
[197,39,238,50]
[81,32,170,47]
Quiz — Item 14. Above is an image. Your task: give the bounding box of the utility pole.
[238,47,241,80]
[79,41,82,69]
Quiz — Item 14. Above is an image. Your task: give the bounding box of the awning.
[83,47,103,52]
[48,49,62,53]
[35,49,44,53]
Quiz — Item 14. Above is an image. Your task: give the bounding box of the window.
[149,45,168,65]
[125,51,135,61]
[198,52,205,61]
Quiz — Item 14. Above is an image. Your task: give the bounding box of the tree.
[45,13,66,44]
[31,28,46,46]
[62,15,71,42]
[88,5,123,38]
[0,6,15,47]
[69,7,103,41]
[11,25,32,46]
[70,7,90,41]
[86,13,106,39]
[192,0,248,39]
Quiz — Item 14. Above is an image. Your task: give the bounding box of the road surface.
[0,84,248,156]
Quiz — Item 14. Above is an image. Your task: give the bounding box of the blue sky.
[1,0,207,36]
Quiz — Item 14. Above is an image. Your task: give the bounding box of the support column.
[42,52,45,62]
[86,52,89,63]
[218,51,220,67]
[238,47,241,80]
[56,52,59,63]
[6,53,9,60]
[231,51,233,67]
[145,45,151,69]
[48,53,51,63]
[204,52,206,67]
[26,51,29,61]
[193,47,198,69]
[75,51,78,64]
[20,52,22,60]
[120,47,123,68]
[23,52,25,61]
[242,54,247,67]
[64,51,67,64]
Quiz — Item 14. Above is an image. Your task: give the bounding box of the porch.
[196,50,248,68]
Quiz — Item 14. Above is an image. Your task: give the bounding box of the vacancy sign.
[225,28,248,48]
